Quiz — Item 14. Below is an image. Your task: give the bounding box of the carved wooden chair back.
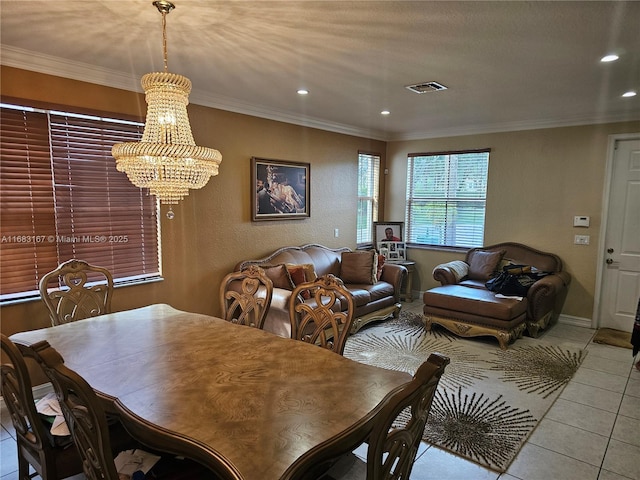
[24,340,122,480]
[220,265,273,329]
[39,259,114,326]
[1,334,82,480]
[289,274,355,355]
[367,353,450,479]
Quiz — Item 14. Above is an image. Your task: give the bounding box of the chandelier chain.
[161,10,168,72]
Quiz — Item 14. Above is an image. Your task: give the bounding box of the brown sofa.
[423,242,571,349]
[235,244,407,338]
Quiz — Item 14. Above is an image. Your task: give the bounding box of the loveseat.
[423,242,571,348]
[235,244,407,338]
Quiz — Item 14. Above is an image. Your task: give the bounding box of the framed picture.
[251,157,310,221]
[379,241,407,262]
[374,222,404,246]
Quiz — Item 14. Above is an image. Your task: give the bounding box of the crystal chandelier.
[112,0,222,213]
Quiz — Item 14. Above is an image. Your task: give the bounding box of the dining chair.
[1,334,83,480]
[39,259,114,326]
[366,352,450,479]
[219,265,273,329]
[18,338,127,479]
[289,273,355,355]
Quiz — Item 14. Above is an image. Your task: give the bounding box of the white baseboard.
[558,314,593,329]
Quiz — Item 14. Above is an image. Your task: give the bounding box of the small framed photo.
[374,222,404,247]
[379,241,406,262]
[252,157,310,221]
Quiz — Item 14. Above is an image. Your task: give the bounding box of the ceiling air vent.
[405,81,448,94]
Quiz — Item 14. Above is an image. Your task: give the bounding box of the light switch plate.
[574,235,590,245]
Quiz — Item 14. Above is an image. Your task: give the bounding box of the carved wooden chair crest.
[39,259,114,326]
[367,353,450,479]
[289,273,355,355]
[220,265,273,329]
[1,334,83,480]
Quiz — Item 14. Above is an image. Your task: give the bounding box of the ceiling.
[1,1,639,141]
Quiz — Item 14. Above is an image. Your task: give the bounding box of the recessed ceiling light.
[381,110,390,115]
[601,54,619,62]
[297,89,309,95]
[622,90,637,98]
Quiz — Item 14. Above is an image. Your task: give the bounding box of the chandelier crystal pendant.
[112,0,222,212]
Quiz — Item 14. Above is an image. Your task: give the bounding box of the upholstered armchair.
[430,242,571,337]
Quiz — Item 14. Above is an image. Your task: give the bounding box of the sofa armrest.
[380,263,408,302]
[526,272,571,321]
[433,260,469,285]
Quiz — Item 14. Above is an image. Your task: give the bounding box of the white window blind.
[405,149,489,248]
[0,103,160,302]
[357,152,380,245]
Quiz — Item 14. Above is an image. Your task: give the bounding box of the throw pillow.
[376,253,385,281]
[340,251,377,285]
[259,264,295,290]
[467,249,506,281]
[285,264,315,299]
[286,263,317,283]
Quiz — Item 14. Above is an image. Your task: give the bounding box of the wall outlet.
[574,235,590,245]
[334,228,339,238]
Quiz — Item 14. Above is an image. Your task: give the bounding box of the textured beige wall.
[0,67,385,336]
[386,123,640,322]
[2,66,638,333]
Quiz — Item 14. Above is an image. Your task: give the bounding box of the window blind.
[357,152,380,245]
[0,107,58,296]
[0,104,160,301]
[405,149,489,248]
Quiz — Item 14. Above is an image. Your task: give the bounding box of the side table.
[393,261,416,302]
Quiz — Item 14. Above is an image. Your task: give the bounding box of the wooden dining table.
[10,304,412,480]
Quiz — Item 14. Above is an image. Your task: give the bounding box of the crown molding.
[4,45,637,143]
[1,45,389,141]
[389,112,640,141]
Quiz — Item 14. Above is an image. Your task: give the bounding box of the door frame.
[593,132,640,329]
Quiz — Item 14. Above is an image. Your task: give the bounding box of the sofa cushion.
[344,288,371,308]
[261,264,295,290]
[467,249,505,281]
[350,281,394,303]
[340,251,377,285]
[424,285,527,321]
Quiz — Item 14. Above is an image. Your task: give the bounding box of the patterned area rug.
[343,311,586,473]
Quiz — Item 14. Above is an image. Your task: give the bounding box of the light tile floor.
[2,301,639,480]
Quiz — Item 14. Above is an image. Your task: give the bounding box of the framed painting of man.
[374,222,404,247]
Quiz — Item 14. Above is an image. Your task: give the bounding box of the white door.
[599,136,640,331]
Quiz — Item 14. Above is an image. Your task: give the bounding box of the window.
[357,152,380,245]
[0,103,160,302]
[405,149,490,248]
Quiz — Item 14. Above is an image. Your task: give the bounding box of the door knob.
[606,258,614,264]
[607,248,614,254]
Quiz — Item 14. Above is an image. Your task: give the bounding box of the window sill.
[406,244,470,254]
[0,275,164,307]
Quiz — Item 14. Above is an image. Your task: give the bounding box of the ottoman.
[423,285,527,349]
